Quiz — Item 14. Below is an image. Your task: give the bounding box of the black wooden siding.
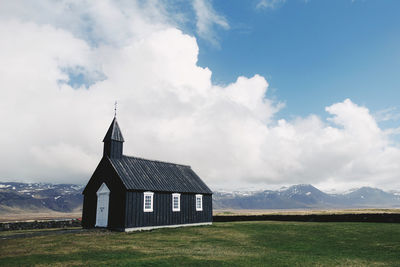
[82,157,126,229]
[83,157,213,230]
[125,191,212,228]
[103,141,123,159]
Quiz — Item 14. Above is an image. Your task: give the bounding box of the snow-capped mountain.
[0,182,83,214]
[1,181,400,213]
[213,184,400,209]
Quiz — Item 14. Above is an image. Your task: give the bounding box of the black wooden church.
[82,116,213,231]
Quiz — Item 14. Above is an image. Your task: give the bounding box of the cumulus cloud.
[0,1,399,192]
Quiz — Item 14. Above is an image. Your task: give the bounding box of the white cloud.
[0,1,399,192]
[192,0,229,46]
[256,0,286,10]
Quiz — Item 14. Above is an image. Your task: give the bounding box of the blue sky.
[193,0,400,123]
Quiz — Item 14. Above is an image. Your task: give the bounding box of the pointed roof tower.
[103,117,125,142]
[103,117,124,159]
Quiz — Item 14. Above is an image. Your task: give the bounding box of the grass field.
[1,221,400,266]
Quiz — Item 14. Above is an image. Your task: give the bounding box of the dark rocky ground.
[0,218,81,231]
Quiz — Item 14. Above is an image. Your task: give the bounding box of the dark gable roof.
[108,156,212,194]
[103,117,124,142]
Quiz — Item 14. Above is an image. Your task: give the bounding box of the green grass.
[1,221,400,266]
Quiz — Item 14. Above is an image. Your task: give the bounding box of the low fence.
[1,214,399,231]
[213,213,400,223]
[0,219,81,231]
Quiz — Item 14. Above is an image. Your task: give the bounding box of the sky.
[0,0,399,192]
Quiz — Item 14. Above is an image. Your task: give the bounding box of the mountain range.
[0,182,83,214]
[213,184,400,209]
[1,182,400,215]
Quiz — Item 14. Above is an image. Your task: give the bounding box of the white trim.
[195,194,203,211]
[96,183,110,196]
[172,193,180,212]
[143,191,154,212]
[124,222,212,232]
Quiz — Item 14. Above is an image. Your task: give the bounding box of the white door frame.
[95,183,110,227]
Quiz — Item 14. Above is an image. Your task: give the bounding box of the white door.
[95,183,110,227]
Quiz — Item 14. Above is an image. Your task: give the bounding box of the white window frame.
[143,192,154,212]
[195,194,203,211]
[172,193,181,212]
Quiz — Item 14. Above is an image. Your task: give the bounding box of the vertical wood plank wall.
[125,191,212,228]
[103,141,123,158]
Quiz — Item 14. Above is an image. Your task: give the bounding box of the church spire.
[103,117,124,158]
[103,117,124,142]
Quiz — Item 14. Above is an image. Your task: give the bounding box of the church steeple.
[103,117,124,158]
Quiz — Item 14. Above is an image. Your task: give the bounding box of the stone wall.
[213,213,400,223]
[0,219,81,231]
[2,213,399,231]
